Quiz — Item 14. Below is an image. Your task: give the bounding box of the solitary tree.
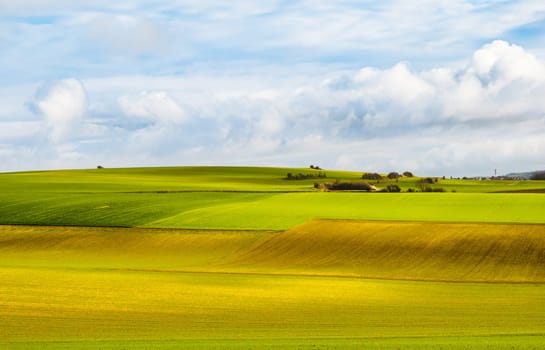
[387,172,401,179]
[362,172,383,180]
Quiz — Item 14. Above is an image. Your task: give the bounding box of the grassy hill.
[2,166,545,193]
[2,166,545,348]
[1,166,545,229]
[0,166,360,193]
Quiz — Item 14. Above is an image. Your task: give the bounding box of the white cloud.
[4,0,545,88]
[85,14,163,54]
[102,40,544,175]
[34,79,87,142]
[118,91,187,124]
[3,40,545,175]
[317,40,545,130]
[3,0,545,176]
[0,121,42,142]
[0,1,138,15]
[471,40,545,83]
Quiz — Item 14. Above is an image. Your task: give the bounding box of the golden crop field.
[2,221,545,349]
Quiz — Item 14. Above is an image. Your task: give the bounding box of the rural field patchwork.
[1,167,545,349]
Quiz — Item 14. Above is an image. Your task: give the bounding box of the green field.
[1,167,545,229]
[1,166,545,348]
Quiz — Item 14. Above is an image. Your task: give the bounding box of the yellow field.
[2,222,545,348]
[0,225,269,271]
[4,221,545,282]
[3,266,545,345]
[228,220,545,282]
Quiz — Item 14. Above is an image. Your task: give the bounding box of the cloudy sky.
[2,0,545,175]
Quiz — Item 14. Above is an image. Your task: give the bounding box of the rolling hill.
[2,166,545,349]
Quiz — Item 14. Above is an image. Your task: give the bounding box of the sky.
[2,1,545,176]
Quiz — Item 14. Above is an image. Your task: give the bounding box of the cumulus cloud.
[104,40,544,175]
[317,40,545,131]
[33,79,87,142]
[5,1,545,174]
[3,40,545,175]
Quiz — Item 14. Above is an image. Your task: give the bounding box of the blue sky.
[2,0,545,175]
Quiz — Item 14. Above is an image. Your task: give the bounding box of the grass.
[0,166,361,193]
[0,225,270,270]
[2,191,545,230]
[5,336,545,350]
[2,166,545,348]
[226,219,545,282]
[0,191,270,227]
[2,264,545,348]
[2,166,545,194]
[3,222,545,282]
[144,192,545,229]
[1,166,545,229]
[2,223,545,348]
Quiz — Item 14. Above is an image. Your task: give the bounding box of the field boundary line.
[0,224,282,233]
[5,264,545,285]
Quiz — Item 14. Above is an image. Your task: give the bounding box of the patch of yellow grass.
[2,223,545,345]
[3,221,545,282]
[2,266,545,343]
[0,225,271,270]
[226,220,545,282]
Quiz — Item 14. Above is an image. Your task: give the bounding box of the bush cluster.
[286,172,327,180]
[382,184,401,192]
[315,181,374,191]
[362,171,414,180]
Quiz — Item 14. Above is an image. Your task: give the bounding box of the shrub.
[362,172,383,180]
[330,181,374,191]
[319,181,375,191]
[286,172,327,180]
[419,186,446,192]
[420,177,434,184]
[387,172,401,179]
[385,184,401,192]
[403,171,414,177]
